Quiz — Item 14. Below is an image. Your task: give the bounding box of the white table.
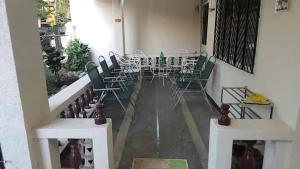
[150,64,171,86]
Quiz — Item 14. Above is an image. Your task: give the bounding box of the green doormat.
[132,158,189,169]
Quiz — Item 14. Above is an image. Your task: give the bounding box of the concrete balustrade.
[35,119,114,169]
[208,119,294,169]
[56,87,102,168]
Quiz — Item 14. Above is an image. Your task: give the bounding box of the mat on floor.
[132,158,189,169]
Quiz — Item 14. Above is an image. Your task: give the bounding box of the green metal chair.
[173,56,216,111]
[98,56,129,91]
[109,51,140,80]
[170,54,208,92]
[99,56,138,99]
[85,61,128,114]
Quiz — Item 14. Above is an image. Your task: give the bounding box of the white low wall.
[36,119,114,169]
[208,119,293,169]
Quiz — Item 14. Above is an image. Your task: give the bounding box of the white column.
[263,141,292,169]
[38,139,61,169]
[35,119,115,169]
[93,121,114,169]
[208,120,233,169]
[0,0,51,169]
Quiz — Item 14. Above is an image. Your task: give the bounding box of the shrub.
[65,39,90,71]
[43,46,65,84]
[44,66,60,96]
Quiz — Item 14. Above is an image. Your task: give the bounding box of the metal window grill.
[213,0,261,73]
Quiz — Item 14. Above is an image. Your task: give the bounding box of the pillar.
[0,0,51,168]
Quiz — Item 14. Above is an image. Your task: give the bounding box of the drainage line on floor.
[156,110,160,157]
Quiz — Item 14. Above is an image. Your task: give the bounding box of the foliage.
[44,66,60,96]
[56,0,71,24]
[65,39,90,71]
[36,0,49,20]
[43,46,65,82]
[36,0,70,31]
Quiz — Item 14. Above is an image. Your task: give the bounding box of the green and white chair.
[109,51,140,80]
[172,56,216,112]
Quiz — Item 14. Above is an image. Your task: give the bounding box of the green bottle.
[160,51,164,66]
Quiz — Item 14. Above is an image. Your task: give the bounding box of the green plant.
[65,39,90,71]
[43,46,65,83]
[36,0,49,20]
[44,66,60,96]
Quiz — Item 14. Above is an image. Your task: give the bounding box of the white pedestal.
[208,119,294,169]
[35,119,114,169]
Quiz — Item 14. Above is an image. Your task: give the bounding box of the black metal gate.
[213,0,261,73]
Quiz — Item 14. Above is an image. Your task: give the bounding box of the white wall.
[69,0,120,64]
[205,0,300,168]
[69,0,201,61]
[124,0,201,54]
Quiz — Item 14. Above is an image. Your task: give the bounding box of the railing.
[49,74,93,116]
[127,52,202,71]
[36,119,113,169]
[36,67,115,169]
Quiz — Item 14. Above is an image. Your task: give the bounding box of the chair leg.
[169,79,175,90]
[173,81,192,108]
[100,92,106,102]
[121,80,129,91]
[116,75,128,91]
[172,85,180,98]
[173,85,182,98]
[151,74,156,83]
[112,90,127,114]
[125,70,134,80]
[173,90,183,108]
[200,83,214,114]
[118,81,125,91]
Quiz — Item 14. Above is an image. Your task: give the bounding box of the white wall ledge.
[35,118,113,169]
[211,119,294,141]
[48,75,91,115]
[48,67,103,115]
[35,118,112,139]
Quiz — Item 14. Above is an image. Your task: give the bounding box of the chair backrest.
[166,57,173,67]
[85,62,105,90]
[109,51,121,70]
[173,57,182,66]
[194,55,208,71]
[200,56,216,87]
[98,56,112,77]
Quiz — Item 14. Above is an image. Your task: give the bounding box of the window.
[213,0,261,73]
[202,2,209,45]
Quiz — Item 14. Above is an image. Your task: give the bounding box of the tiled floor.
[113,77,218,169]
